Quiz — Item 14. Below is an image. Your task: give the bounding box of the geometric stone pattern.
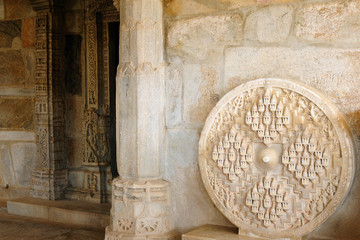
[30,0,67,200]
[199,79,355,239]
[105,179,179,240]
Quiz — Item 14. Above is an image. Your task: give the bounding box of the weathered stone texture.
[21,48,36,85]
[165,129,232,232]
[0,0,4,19]
[225,47,360,114]
[184,64,220,127]
[167,14,243,61]
[0,20,21,48]
[65,96,84,138]
[219,0,303,8]
[0,98,34,130]
[10,143,37,187]
[164,0,304,17]
[66,138,83,168]
[164,0,217,17]
[245,5,293,42]
[68,170,84,189]
[4,0,35,19]
[22,18,35,48]
[296,0,360,43]
[0,50,27,86]
[65,11,84,34]
[166,58,183,128]
[0,144,16,187]
[0,131,35,141]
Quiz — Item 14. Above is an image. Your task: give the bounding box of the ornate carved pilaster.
[105,0,178,239]
[73,0,118,203]
[30,0,67,200]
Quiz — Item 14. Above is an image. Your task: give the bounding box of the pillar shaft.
[116,0,165,180]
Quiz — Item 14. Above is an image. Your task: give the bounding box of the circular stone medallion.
[198,79,355,238]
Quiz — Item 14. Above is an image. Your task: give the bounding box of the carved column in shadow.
[105,0,178,239]
[29,0,67,200]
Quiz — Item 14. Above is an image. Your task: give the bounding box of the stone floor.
[0,211,105,240]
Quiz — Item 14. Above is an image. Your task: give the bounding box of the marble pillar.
[105,0,178,239]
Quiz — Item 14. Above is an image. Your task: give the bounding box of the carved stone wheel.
[199,79,355,239]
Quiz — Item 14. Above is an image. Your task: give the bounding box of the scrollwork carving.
[83,109,110,166]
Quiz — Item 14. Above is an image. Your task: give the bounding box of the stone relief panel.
[83,108,110,166]
[199,79,355,238]
[69,1,118,203]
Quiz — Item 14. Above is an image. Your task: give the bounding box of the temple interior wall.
[0,0,89,200]
[0,0,360,239]
[0,0,37,199]
[164,0,360,239]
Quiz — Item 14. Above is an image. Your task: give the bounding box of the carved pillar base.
[105,179,179,240]
[30,168,67,200]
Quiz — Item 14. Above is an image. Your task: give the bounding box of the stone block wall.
[164,0,360,239]
[0,0,37,199]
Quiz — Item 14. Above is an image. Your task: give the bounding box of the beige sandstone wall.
[164,0,360,239]
[0,0,37,199]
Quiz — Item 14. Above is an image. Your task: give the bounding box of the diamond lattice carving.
[199,79,355,238]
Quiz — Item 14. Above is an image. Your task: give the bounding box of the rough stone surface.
[296,0,360,43]
[0,0,4,19]
[164,0,304,17]
[166,58,183,128]
[165,129,232,233]
[65,11,84,34]
[0,212,104,240]
[0,98,34,130]
[22,17,35,48]
[0,19,21,48]
[21,48,36,86]
[66,138,83,168]
[183,64,221,127]
[0,144,16,187]
[245,5,293,42]
[224,47,360,114]
[167,14,243,61]
[10,143,37,187]
[0,50,27,86]
[4,0,35,19]
[65,96,84,138]
[68,170,84,189]
[0,131,35,141]
[164,0,217,17]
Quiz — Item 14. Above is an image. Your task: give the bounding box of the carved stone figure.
[199,79,355,239]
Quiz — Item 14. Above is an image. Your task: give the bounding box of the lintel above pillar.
[29,0,65,12]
